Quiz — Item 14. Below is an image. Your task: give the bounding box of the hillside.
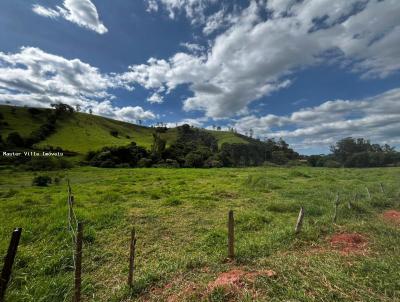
[0,105,248,154]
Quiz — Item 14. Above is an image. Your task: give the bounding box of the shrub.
[28,107,41,116]
[324,160,341,168]
[110,130,119,137]
[6,132,25,147]
[138,158,153,168]
[204,159,223,168]
[32,175,52,187]
[271,151,289,165]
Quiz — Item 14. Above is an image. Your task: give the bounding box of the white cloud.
[32,0,108,34]
[130,0,400,119]
[203,9,226,35]
[93,101,156,122]
[32,5,60,19]
[232,88,400,151]
[0,47,155,123]
[165,117,207,128]
[147,92,164,104]
[145,0,217,24]
[180,42,205,53]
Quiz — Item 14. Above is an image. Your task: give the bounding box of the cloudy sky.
[0,0,399,154]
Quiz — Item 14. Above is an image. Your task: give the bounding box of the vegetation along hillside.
[0,104,248,154]
[0,104,300,169]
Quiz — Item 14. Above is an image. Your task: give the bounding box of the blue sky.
[0,0,399,154]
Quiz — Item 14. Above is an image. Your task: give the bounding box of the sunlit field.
[1,166,399,301]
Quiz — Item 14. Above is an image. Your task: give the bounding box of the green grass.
[0,105,246,154]
[0,166,399,301]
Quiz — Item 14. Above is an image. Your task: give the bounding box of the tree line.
[86,124,299,168]
[308,137,400,168]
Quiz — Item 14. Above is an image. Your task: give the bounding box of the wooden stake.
[295,207,305,234]
[128,228,137,287]
[0,228,22,302]
[380,183,385,195]
[73,222,83,302]
[69,195,74,228]
[228,210,235,259]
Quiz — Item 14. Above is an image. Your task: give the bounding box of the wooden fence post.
[380,183,385,195]
[73,222,83,302]
[128,228,137,287]
[0,228,22,302]
[333,193,340,223]
[295,207,305,234]
[69,195,74,227]
[228,210,235,260]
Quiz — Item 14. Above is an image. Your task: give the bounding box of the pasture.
[0,166,399,301]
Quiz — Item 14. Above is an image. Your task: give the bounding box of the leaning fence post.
[73,222,83,302]
[380,183,385,195]
[68,195,74,227]
[128,228,137,287]
[228,210,235,260]
[0,228,22,302]
[333,193,340,223]
[295,207,305,234]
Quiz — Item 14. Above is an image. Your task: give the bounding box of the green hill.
[0,105,248,154]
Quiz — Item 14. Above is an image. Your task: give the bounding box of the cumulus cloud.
[32,0,108,34]
[232,88,400,151]
[92,101,156,122]
[145,0,217,24]
[0,47,155,123]
[129,0,400,119]
[180,42,205,53]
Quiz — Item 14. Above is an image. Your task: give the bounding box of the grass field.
[0,166,399,301]
[0,105,248,154]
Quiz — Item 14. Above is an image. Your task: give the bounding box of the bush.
[138,158,153,168]
[32,175,52,187]
[271,151,289,165]
[324,160,341,168]
[204,159,223,168]
[110,130,119,137]
[28,107,41,116]
[6,132,25,147]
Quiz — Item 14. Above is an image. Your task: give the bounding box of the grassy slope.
[0,105,247,153]
[0,167,399,301]
[0,105,46,137]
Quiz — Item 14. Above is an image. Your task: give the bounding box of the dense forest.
[308,137,400,168]
[86,124,299,168]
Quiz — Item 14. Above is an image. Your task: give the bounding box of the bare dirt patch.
[208,269,276,290]
[329,233,368,255]
[382,210,400,225]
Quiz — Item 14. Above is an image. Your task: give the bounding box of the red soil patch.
[382,210,400,225]
[208,269,276,290]
[329,233,368,255]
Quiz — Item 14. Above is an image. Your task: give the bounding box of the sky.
[0,0,399,154]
